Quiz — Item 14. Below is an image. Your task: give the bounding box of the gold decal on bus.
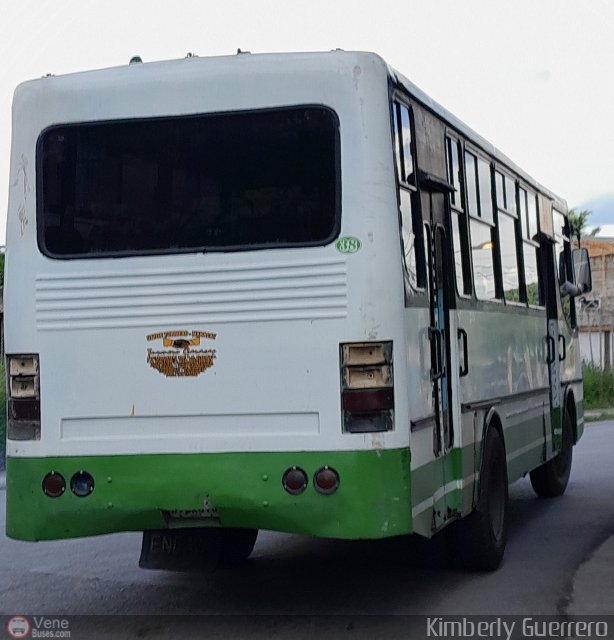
[146,330,217,378]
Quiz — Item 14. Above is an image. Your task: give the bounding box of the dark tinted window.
[39,107,339,257]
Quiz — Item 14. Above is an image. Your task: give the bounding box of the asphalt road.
[1,421,614,639]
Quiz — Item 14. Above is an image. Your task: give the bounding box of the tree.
[567,209,600,241]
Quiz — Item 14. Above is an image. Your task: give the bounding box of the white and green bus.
[5,51,592,570]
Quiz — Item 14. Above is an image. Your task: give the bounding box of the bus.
[4,50,592,571]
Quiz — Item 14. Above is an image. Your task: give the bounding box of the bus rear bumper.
[6,449,411,541]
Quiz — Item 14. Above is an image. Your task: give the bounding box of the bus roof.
[386,62,567,212]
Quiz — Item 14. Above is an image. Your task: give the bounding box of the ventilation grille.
[36,257,348,331]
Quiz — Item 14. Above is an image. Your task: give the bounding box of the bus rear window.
[38,106,340,257]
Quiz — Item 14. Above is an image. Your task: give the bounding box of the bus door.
[425,220,452,457]
[539,233,564,449]
[421,173,457,528]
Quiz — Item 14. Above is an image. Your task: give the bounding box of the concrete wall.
[576,239,614,369]
[579,330,613,368]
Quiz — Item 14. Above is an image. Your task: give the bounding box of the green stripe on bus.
[6,449,412,542]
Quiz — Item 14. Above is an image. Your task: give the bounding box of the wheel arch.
[563,385,578,444]
[482,407,505,455]
[476,407,506,499]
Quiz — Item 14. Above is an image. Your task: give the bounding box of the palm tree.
[567,209,600,242]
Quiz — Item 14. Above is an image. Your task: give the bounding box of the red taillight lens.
[313,466,340,495]
[282,467,308,495]
[42,472,66,498]
[343,388,394,412]
[9,398,40,421]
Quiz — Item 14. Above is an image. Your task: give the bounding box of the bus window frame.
[463,142,500,303]
[445,132,473,300]
[553,208,577,329]
[390,93,427,301]
[494,166,524,307]
[518,182,545,309]
[35,104,344,260]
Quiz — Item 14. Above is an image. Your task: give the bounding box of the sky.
[1,0,614,243]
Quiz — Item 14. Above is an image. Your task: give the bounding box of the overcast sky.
[1,0,613,242]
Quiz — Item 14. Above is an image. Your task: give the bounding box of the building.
[576,237,614,369]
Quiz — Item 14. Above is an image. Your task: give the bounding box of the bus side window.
[496,171,521,302]
[465,151,496,300]
[446,136,471,296]
[519,187,544,306]
[553,209,576,328]
[392,100,425,294]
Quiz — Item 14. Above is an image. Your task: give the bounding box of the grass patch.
[585,409,614,423]
[583,363,614,410]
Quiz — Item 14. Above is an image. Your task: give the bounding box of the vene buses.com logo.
[335,236,362,254]
[7,616,30,639]
[146,330,217,378]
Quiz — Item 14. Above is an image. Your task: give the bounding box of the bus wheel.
[529,411,573,498]
[218,527,259,566]
[456,428,508,571]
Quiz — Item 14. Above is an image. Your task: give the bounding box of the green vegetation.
[583,364,614,410]
[567,208,600,240]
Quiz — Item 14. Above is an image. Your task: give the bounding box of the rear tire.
[218,527,259,566]
[455,428,508,571]
[530,411,573,498]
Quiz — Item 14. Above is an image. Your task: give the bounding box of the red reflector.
[9,398,41,421]
[343,388,394,413]
[314,466,340,495]
[282,467,308,495]
[42,472,66,498]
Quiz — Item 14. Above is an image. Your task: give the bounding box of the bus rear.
[5,52,413,544]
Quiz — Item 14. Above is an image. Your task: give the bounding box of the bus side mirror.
[572,248,592,295]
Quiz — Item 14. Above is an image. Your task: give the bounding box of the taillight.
[7,354,41,441]
[42,471,66,498]
[313,466,340,494]
[340,342,394,433]
[282,467,308,495]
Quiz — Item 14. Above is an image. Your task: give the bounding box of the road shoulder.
[568,534,614,615]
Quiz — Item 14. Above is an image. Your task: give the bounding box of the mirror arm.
[560,280,584,298]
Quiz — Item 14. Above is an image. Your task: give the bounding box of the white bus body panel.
[6,52,414,458]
